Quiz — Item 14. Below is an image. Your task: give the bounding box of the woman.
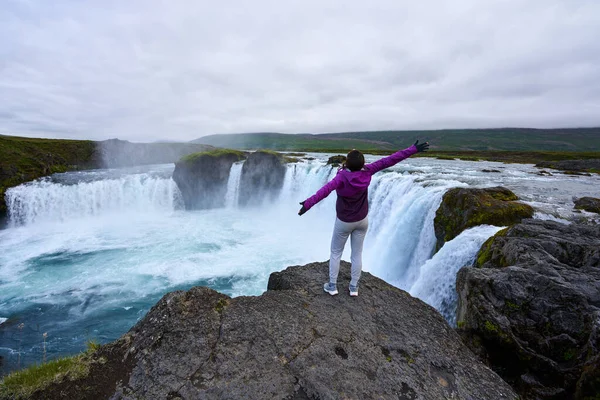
[298,141,429,296]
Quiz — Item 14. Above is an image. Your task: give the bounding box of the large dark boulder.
[434,187,534,251]
[173,150,246,209]
[574,197,600,214]
[238,150,287,207]
[17,262,517,400]
[457,219,600,399]
[327,155,346,167]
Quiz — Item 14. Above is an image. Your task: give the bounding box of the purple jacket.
[303,145,418,222]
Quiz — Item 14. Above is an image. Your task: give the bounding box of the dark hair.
[344,149,365,171]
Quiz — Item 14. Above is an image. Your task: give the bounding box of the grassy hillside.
[193,128,600,152]
[0,135,99,215]
[0,136,214,218]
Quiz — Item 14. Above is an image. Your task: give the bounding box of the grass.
[192,128,600,152]
[0,341,100,399]
[0,135,98,215]
[179,148,246,163]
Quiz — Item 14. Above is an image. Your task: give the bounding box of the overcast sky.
[1,0,599,142]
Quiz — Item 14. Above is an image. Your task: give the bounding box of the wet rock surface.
[238,151,287,207]
[574,197,600,214]
[172,150,246,209]
[457,219,600,399]
[434,187,534,251]
[22,262,517,400]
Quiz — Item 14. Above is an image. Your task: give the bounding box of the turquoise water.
[1,157,598,375]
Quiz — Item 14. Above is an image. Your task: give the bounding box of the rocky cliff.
[172,150,246,209]
[5,262,517,400]
[238,150,287,207]
[456,219,600,399]
[433,187,534,251]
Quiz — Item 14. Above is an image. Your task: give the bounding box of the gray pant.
[329,216,369,286]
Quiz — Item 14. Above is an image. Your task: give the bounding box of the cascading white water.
[224,162,244,208]
[408,224,505,325]
[6,173,182,226]
[2,154,599,374]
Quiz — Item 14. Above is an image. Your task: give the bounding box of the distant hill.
[192,128,600,152]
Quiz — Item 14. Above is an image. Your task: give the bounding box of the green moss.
[0,135,99,214]
[484,320,499,333]
[0,345,98,399]
[457,321,466,328]
[475,228,509,267]
[436,156,456,160]
[505,301,520,311]
[386,356,392,362]
[254,149,282,157]
[214,298,228,314]
[86,340,100,353]
[179,149,246,163]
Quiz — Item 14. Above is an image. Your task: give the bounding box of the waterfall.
[6,173,182,226]
[224,162,244,208]
[4,159,499,326]
[408,224,505,325]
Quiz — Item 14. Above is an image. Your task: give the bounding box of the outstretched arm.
[363,141,428,175]
[298,174,342,215]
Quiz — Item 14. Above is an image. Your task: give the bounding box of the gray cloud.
[1,0,599,141]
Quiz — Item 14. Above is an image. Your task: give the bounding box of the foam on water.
[1,155,599,374]
[409,224,505,325]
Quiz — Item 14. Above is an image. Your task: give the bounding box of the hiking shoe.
[323,282,338,296]
[349,285,358,297]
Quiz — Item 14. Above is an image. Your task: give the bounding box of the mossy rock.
[327,155,346,167]
[179,149,246,164]
[574,197,600,214]
[474,227,510,267]
[173,149,247,210]
[434,187,533,251]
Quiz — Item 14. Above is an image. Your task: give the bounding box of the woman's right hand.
[298,201,307,216]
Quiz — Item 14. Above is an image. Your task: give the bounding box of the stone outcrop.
[574,197,600,214]
[173,150,246,209]
[535,159,600,174]
[238,151,287,207]
[457,219,600,399]
[17,262,518,400]
[326,155,346,167]
[434,187,534,251]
